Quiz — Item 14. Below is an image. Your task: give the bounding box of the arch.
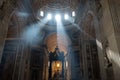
[7,10,19,38]
[44,32,71,55]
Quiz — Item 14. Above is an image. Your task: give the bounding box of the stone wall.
[0,0,16,62]
[99,0,120,80]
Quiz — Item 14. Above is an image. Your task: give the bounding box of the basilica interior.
[0,0,120,80]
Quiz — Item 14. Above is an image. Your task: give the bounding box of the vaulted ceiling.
[1,0,80,54]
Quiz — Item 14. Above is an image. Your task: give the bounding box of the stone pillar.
[93,16,107,80]
[108,0,120,54]
[107,0,120,80]
[100,0,120,80]
[49,61,52,80]
[62,60,64,79]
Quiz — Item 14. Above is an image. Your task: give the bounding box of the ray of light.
[16,12,29,17]
[68,17,103,52]
[107,49,120,67]
[21,17,48,44]
[68,17,94,39]
[56,17,70,54]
